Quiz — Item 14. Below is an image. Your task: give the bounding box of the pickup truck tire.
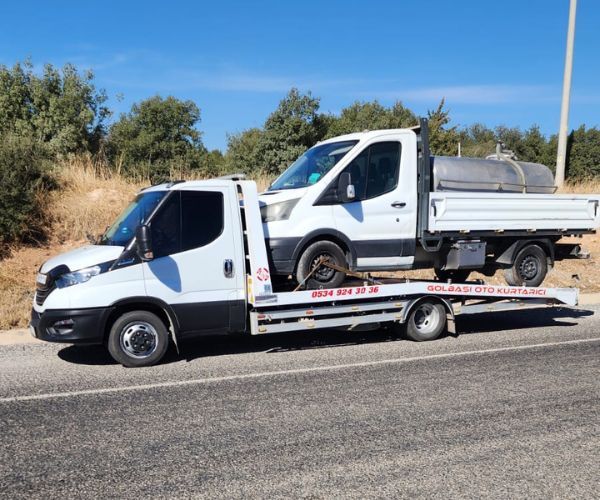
[504,244,548,287]
[107,311,170,367]
[435,268,470,283]
[404,301,447,342]
[296,240,347,289]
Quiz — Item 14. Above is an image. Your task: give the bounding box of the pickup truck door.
[331,134,417,270]
[142,185,246,335]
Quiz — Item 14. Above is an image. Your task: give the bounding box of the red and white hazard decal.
[256,267,270,282]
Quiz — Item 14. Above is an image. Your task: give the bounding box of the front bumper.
[265,237,301,275]
[30,307,110,344]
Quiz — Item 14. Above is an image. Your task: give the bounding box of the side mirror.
[338,172,356,203]
[135,225,154,261]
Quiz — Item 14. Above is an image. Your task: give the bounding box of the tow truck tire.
[107,311,170,367]
[504,244,548,287]
[404,301,447,342]
[296,240,347,289]
[435,268,470,283]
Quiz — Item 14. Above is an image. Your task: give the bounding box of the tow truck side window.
[151,191,225,258]
[151,194,181,258]
[181,191,224,251]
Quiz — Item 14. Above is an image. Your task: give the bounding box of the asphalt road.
[1,306,599,499]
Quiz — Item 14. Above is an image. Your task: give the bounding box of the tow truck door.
[143,184,246,334]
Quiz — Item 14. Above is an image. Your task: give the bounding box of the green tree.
[0,60,109,155]
[427,99,460,155]
[325,100,417,137]
[519,125,550,164]
[204,149,226,176]
[0,134,53,247]
[542,134,559,173]
[225,128,264,174]
[258,88,325,175]
[459,123,497,157]
[108,95,206,182]
[566,126,600,180]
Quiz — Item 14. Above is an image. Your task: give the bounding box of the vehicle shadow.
[56,307,594,366]
[456,307,594,335]
[58,344,117,365]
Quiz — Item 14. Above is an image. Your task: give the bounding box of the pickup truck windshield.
[99,191,167,246]
[269,140,358,191]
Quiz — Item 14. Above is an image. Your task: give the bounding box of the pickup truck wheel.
[435,268,470,283]
[504,244,548,287]
[296,241,347,289]
[107,311,170,367]
[405,301,446,342]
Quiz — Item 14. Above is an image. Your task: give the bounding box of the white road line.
[2,337,599,404]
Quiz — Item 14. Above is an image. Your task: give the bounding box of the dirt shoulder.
[0,329,41,345]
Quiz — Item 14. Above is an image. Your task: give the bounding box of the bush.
[0,134,53,247]
[0,61,110,155]
[107,95,207,182]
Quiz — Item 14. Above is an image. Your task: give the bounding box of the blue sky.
[1,0,598,150]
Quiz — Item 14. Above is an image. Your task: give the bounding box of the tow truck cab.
[31,180,255,351]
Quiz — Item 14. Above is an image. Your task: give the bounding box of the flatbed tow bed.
[249,278,576,336]
[242,181,577,339]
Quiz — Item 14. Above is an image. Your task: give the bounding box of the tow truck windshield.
[99,191,167,246]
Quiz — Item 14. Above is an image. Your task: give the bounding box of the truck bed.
[428,192,600,233]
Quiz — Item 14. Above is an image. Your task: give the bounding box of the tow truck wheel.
[504,244,548,287]
[434,268,470,283]
[404,300,447,342]
[107,311,170,367]
[296,240,347,289]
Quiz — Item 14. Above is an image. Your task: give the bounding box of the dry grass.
[50,156,145,243]
[560,179,600,194]
[0,157,143,329]
[1,166,599,331]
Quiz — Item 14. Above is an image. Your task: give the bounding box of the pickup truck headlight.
[260,199,299,222]
[56,265,102,288]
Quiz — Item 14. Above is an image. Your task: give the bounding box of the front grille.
[35,265,69,306]
[35,283,55,306]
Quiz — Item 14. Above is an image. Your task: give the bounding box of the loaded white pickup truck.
[261,118,600,288]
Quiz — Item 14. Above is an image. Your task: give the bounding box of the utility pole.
[555,0,577,187]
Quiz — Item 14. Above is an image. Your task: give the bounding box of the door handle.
[391,202,406,208]
[224,259,234,278]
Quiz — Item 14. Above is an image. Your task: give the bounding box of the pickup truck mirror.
[338,172,356,203]
[135,225,154,261]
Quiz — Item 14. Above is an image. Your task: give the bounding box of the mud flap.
[446,313,457,335]
[168,320,180,355]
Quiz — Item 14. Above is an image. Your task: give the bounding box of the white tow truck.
[31,180,578,367]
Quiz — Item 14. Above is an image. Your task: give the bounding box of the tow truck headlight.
[56,265,102,288]
[260,199,299,222]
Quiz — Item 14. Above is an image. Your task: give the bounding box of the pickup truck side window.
[365,142,401,199]
[181,191,224,251]
[341,141,401,201]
